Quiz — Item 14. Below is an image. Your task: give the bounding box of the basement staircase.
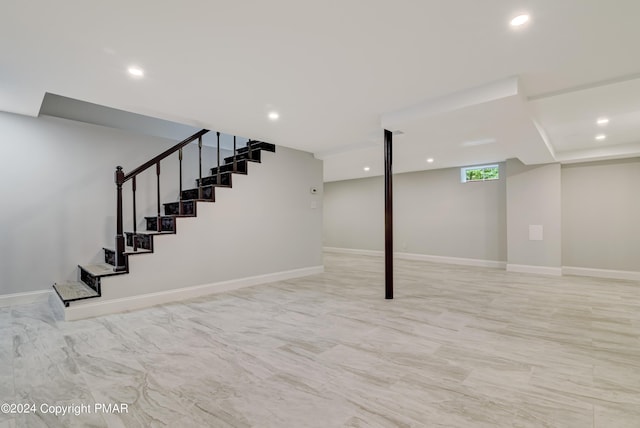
[52,129,275,307]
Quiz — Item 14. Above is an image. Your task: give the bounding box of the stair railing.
[113,129,209,271]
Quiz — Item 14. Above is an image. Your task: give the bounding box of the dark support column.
[216,132,221,183]
[384,129,393,299]
[198,136,203,199]
[156,162,161,232]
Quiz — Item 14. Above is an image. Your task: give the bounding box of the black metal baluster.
[132,176,137,251]
[156,161,161,232]
[216,132,221,185]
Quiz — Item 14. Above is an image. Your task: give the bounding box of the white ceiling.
[2,0,640,181]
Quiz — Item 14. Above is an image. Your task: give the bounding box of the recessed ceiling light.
[127,66,144,77]
[363,166,371,172]
[268,112,279,120]
[426,158,434,163]
[510,14,530,27]
[595,134,607,141]
[597,117,610,126]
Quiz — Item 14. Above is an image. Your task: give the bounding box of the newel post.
[114,166,127,272]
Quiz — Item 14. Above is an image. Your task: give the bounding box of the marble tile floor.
[1,252,640,427]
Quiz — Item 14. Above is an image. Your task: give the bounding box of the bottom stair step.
[53,281,100,305]
[80,263,120,277]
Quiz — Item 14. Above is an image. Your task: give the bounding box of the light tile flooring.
[1,252,640,427]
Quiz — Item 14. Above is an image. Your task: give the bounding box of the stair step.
[53,281,100,306]
[224,150,261,165]
[104,247,152,266]
[125,231,173,251]
[104,247,116,266]
[197,172,232,187]
[145,216,177,232]
[235,141,276,154]
[164,200,198,216]
[80,263,119,277]
[180,185,215,201]
[210,160,248,176]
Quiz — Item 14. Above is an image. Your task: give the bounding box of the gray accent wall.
[324,165,507,262]
[562,158,640,271]
[0,112,322,297]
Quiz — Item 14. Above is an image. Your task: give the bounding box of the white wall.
[323,177,384,251]
[323,165,507,263]
[324,157,639,278]
[395,166,506,262]
[0,112,322,299]
[562,158,640,272]
[506,159,562,273]
[0,113,176,295]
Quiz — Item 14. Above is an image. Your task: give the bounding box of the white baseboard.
[323,247,384,257]
[395,252,506,269]
[507,264,562,276]
[562,266,640,281]
[64,265,324,321]
[0,290,52,308]
[323,247,505,269]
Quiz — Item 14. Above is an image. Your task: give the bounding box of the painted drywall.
[395,166,506,261]
[323,177,384,251]
[88,146,323,301]
[323,165,507,262]
[0,113,321,299]
[0,113,179,295]
[505,159,562,270]
[562,158,640,272]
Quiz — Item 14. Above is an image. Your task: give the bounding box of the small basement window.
[461,164,499,183]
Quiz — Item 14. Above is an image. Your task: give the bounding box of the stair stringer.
[64,146,323,319]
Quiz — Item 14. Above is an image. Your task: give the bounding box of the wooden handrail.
[113,128,209,271]
[122,128,209,183]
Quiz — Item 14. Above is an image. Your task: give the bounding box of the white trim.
[395,252,506,269]
[0,290,52,307]
[323,247,384,257]
[324,247,506,269]
[64,265,324,321]
[562,266,640,281]
[506,264,562,276]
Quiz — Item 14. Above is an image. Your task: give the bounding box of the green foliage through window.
[461,165,499,182]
